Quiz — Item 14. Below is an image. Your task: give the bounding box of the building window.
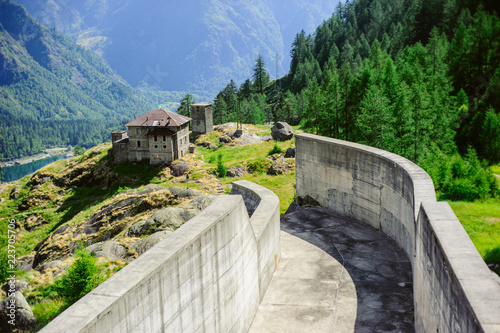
[136,128,140,135]
[163,135,166,141]
[154,145,158,149]
[137,140,141,147]
[154,135,158,142]
[163,145,167,149]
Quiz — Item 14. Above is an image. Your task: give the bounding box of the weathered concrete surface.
[40,181,280,333]
[295,133,500,333]
[249,206,414,333]
[231,180,281,301]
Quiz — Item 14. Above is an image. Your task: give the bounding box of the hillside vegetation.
[0,124,296,330]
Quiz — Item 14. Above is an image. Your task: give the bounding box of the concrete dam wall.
[295,133,500,333]
[40,180,280,333]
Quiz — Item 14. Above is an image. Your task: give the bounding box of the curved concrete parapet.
[40,181,280,333]
[295,133,500,333]
[230,180,281,301]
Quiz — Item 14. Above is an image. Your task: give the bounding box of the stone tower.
[191,103,213,134]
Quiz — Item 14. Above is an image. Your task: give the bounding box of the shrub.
[421,146,499,201]
[73,145,85,156]
[216,153,227,178]
[247,158,272,174]
[53,250,102,304]
[267,143,283,156]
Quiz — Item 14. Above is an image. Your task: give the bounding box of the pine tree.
[178,93,195,117]
[252,55,270,95]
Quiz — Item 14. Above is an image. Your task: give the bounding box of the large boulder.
[86,241,127,261]
[0,291,37,332]
[271,122,294,141]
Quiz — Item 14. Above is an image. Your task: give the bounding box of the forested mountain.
[0,0,150,159]
[214,0,500,165]
[13,0,340,96]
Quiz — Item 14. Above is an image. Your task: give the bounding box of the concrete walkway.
[249,206,414,333]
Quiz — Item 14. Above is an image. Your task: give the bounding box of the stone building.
[191,103,213,134]
[111,109,191,165]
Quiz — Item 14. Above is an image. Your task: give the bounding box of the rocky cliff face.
[13,0,339,95]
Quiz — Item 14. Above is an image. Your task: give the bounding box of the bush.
[53,250,102,304]
[247,158,272,174]
[267,143,283,156]
[421,146,499,201]
[73,145,85,156]
[216,153,227,178]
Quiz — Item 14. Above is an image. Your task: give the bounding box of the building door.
[136,151,142,162]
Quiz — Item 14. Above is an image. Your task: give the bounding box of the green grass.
[197,139,296,214]
[491,164,500,176]
[448,199,500,267]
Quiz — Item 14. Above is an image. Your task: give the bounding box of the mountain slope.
[0,0,149,159]
[13,0,340,95]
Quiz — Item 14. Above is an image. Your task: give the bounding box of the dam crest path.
[249,206,414,333]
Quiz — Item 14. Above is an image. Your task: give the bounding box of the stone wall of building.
[295,133,500,333]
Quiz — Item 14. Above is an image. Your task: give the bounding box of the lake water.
[2,155,70,183]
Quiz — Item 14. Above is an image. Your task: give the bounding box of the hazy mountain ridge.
[0,0,148,158]
[13,0,339,95]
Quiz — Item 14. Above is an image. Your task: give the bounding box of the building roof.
[125,110,191,127]
[191,103,212,107]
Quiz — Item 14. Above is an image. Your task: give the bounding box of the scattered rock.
[0,198,4,204]
[285,147,296,158]
[1,281,29,294]
[30,185,40,191]
[267,156,289,175]
[170,160,191,177]
[40,177,52,185]
[261,135,273,142]
[227,167,248,178]
[127,220,146,237]
[0,291,37,333]
[130,207,198,236]
[271,122,294,141]
[200,142,219,150]
[188,195,217,212]
[36,260,63,273]
[86,241,127,261]
[168,186,201,199]
[24,214,47,231]
[231,129,244,138]
[219,136,231,144]
[188,144,197,154]
[131,231,172,256]
[10,187,20,200]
